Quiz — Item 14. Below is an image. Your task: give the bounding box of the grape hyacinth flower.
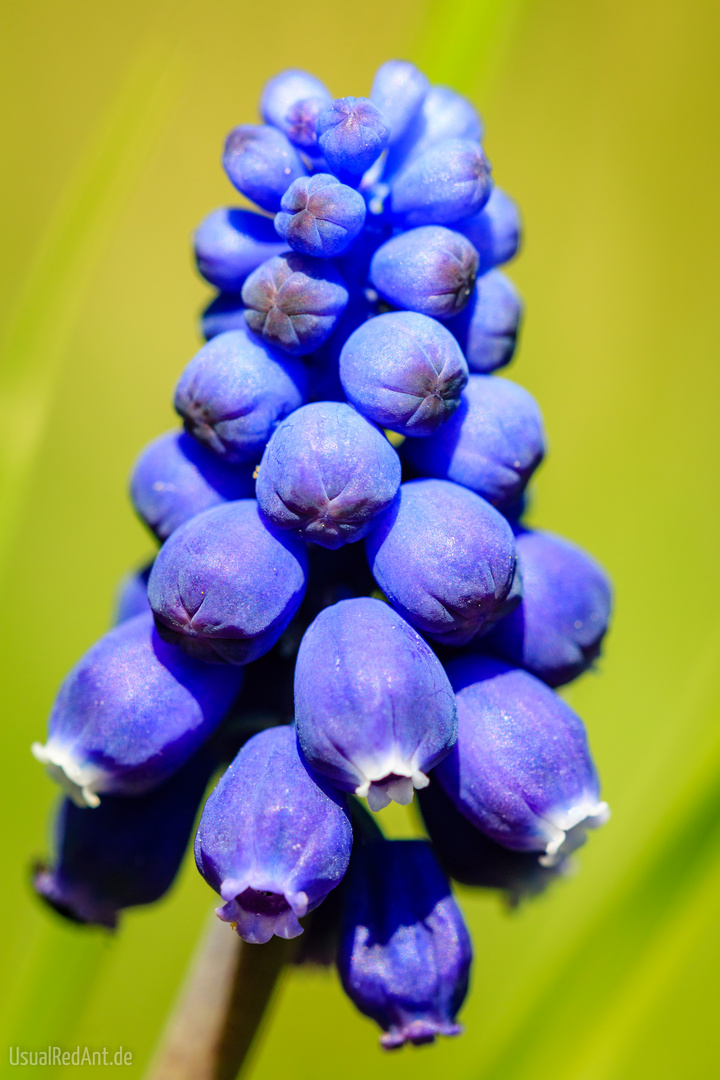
[260,68,331,138]
[195,725,352,944]
[174,326,307,463]
[316,97,389,184]
[389,139,493,228]
[194,208,289,293]
[148,500,308,665]
[256,402,401,548]
[294,597,457,809]
[274,174,366,259]
[113,562,152,624]
[242,253,349,355]
[130,430,255,541]
[32,612,242,806]
[222,124,306,213]
[456,187,521,274]
[444,270,523,373]
[436,656,609,862]
[366,479,519,644]
[369,226,479,318]
[200,292,246,340]
[370,60,429,147]
[339,311,468,436]
[402,374,546,509]
[338,840,472,1048]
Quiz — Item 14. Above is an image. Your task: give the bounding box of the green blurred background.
[2,0,720,1077]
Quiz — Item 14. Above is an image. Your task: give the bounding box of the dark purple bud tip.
[316,97,390,183]
[274,174,366,259]
[222,125,306,214]
[339,311,468,437]
[242,253,349,355]
[369,226,479,319]
[285,96,328,154]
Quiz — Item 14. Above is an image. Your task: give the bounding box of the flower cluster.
[31,61,612,1049]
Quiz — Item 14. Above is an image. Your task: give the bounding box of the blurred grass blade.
[0,30,187,585]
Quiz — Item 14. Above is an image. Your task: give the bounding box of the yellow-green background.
[2,0,720,1077]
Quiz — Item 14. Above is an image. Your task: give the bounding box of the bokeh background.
[2,0,720,1077]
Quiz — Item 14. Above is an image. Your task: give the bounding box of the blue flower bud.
[113,562,152,624]
[274,174,366,259]
[456,188,521,274]
[444,270,523,373]
[384,86,483,180]
[200,292,245,341]
[33,747,217,929]
[174,326,307,463]
[31,613,242,806]
[260,68,331,139]
[195,725,352,944]
[365,479,518,645]
[370,60,429,146]
[316,97,389,184]
[148,500,308,666]
[242,253,349,355]
[389,139,492,228]
[339,312,468,437]
[256,402,401,549]
[294,597,457,810]
[402,374,546,510]
[436,656,609,860]
[130,430,255,542]
[418,781,569,903]
[369,226,478,319]
[193,208,289,293]
[483,529,613,687]
[338,839,472,1048]
[222,124,306,213]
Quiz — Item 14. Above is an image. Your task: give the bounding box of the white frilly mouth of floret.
[537,796,611,867]
[31,740,107,808]
[353,749,430,812]
[217,876,309,945]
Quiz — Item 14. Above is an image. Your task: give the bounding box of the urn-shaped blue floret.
[403,375,545,510]
[130,430,255,541]
[256,402,401,549]
[339,312,468,437]
[195,725,352,944]
[436,657,609,860]
[113,562,152,624]
[200,293,246,341]
[338,840,472,1048]
[222,125,306,213]
[444,270,523,373]
[456,188,521,274]
[242,253,349,355]
[31,613,242,807]
[365,479,518,645]
[174,326,307,463]
[148,500,308,666]
[316,97,390,184]
[483,529,613,687]
[34,748,217,929]
[294,597,457,810]
[274,174,366,259]
[260,68,331,139]
[390,139,492,228]
[193,208,289,293]
[369,226,479,319]
[370,60,429,147]
[403,85,483,160]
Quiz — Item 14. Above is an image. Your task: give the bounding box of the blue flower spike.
[316,97,390,184]
[31,612,242,806]
[174,326,307,463]
[148,500,308,666]
[365,479,519,645]
[274,174,366,259]
[482,528,613,687]
[294,597,457,810]
[242,253,349,355]
[195,725,352,944]
[193,208,289,293]
[402,374,546,510]
[339,312,469,436]
[436,657,610,862]
[338,839,472,1048]
[444,269,524,372]
[222,125,306,213]
[369,226,479,318]
[130,430,255,542]
[256,402,401,549]
[389,139,493,228]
